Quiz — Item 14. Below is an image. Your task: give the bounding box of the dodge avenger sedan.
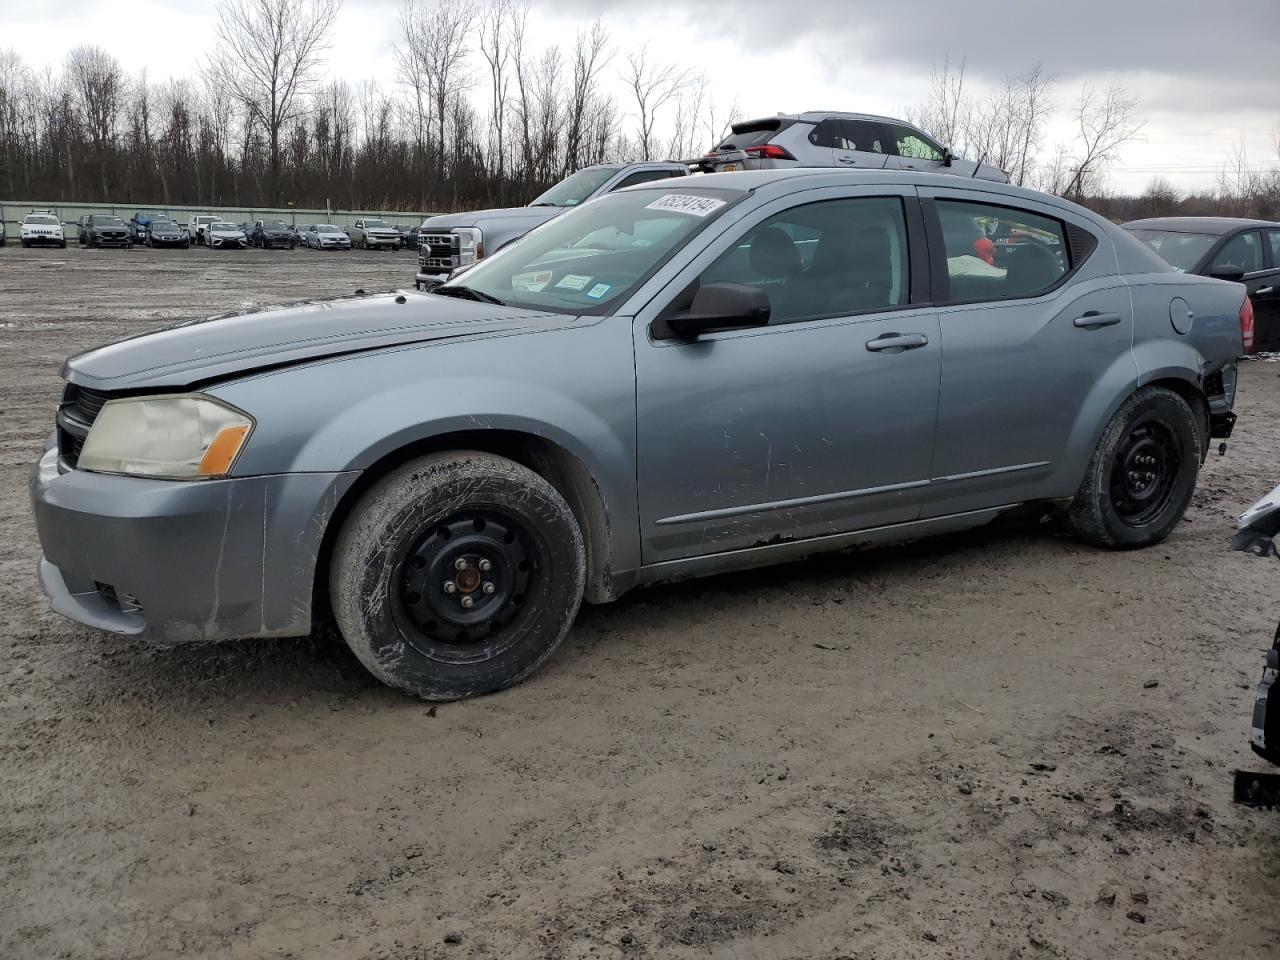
[32,170,1247,700]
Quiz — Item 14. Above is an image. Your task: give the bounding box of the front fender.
[211,319,641,574]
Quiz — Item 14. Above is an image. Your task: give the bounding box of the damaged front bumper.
[1254,625,1280,765]
[30,442,357,642]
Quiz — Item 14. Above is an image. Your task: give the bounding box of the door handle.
[866,332,929,352]
[1256,286,1275,297]
[1073,312,1123,330]
[836,155,857,164]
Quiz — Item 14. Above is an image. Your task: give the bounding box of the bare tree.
[210,0,339,204]
[1061,82,1144,201]
[906,57,969,154]
[398,0,474,190]
[476,0,512,189]
[65,45,126,200]
[564,19,610,173]
[623,43,693,161]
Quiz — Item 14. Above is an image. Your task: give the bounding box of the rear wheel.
[330,452,586,700]
[1065,386,1202,549]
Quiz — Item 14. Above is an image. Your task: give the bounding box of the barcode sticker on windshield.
[645,195,726,217]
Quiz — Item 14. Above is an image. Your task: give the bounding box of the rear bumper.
[30,444,358,642]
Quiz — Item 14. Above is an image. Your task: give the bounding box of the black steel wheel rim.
[1109,417,1180,526]
[391,509,541,661]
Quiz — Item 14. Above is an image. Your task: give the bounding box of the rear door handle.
[1073,312,1123,330]
[836,155,857,165]
[1256,286,1275,297]
[866,332,929,352]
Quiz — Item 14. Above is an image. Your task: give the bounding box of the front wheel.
[1065,386,1203,549]
[330,452,586,700]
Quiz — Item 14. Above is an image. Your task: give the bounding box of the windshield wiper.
[529,202,563,207]
[432,284,506,306]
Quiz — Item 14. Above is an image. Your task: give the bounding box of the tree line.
[0,0,1276,219]
[0,0,732,213]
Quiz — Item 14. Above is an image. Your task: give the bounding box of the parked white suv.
[700,111,1007,182]
[21,211,67,248]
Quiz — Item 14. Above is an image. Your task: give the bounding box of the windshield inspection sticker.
[645,194,726,217]
[512,270,552,292]
[554,274,592,291]
[586,283,612,300]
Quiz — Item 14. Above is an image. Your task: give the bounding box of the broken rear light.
[1240,296,1255,353]
[744,144,796,160]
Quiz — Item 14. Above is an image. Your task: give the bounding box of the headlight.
[78,396,254,479]
[455,227,483,265]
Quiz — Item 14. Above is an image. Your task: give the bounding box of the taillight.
[744,144,795,160]
[1240,296,1255,353]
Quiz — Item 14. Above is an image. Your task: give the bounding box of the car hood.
[63,291,569,391]
[315,232,348,239]
[421,206,561,231]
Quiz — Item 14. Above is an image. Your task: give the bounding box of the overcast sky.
[4,0,1276,193]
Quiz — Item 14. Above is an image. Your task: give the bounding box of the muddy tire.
[1065,386,1202,549]
[330,451,585,700]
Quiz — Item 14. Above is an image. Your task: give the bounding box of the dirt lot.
[1,244,1277,960]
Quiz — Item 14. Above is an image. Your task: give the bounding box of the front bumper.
[1253,627,1279,765]
[31,444,358,642]
[23,234,65,246]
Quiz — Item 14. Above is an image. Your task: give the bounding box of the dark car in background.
[81,215,131,249]
[129,211,171,244]
[146,219,190,249]
[1124,217,1280,351]
[249,219,296,249]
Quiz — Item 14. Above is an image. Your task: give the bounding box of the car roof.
[1123,216,1280,234]
[739,111,911,127]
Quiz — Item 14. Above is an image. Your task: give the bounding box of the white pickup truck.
[347,218,402,251]
[187,215,219,245]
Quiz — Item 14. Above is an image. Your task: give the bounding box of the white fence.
[0,199,437,236]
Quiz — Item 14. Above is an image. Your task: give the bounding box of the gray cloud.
[561,0,1277,93]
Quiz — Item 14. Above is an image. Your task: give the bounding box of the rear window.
[716,118,793,151]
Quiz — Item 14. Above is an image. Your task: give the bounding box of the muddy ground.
[1,244,1277,960]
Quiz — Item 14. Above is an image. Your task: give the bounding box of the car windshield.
[94,217,126,227]
[261,220,287,230]
[363,219,389,228]
[1124,228,1217,273]
[530,167,619,207]
[26,215,58,224]
[316,224,340,232]
[439,187,744,315]
[212,223,236,231]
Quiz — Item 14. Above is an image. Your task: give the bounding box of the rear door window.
[835,120,889,154]
[935,199,1069,302]
[1211,231,1263,274]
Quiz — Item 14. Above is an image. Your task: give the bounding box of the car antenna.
[971,151,988,179]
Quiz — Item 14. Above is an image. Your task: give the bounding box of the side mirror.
[942,147,954,168]
[1208,263,1246,283]
[661,282,771,339]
